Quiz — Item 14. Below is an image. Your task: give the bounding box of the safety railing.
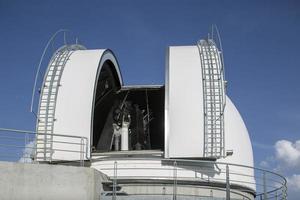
[197,25,227,159]
[94,158,287,200]
[0,126,287,199]
[30,29,86,118]
[0,128,88,166]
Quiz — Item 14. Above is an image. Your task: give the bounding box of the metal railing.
[0,128,88,166]
[0,127,287,199]
[197,25,227,159]
[197,38,226,158]
[94,157,287,200]
[30,29,86,118]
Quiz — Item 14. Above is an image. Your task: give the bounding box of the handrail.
[0,126,287,199]
[30,29,85,117]
[197,38,226,158]
[0,128,88,140]
[93,156,286,182]
[211,25,226,80]
[0,128,89,166]
[209,25,227,111]
[94,157,287,200]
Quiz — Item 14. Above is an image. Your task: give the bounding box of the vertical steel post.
[85,138,89,160]
[63,31,67,45]
[80,137,84,167]
[113,161,117,200]
[24,132,27,163]
[173,161,177,200]
[33,133,37,163]
[49,133,53,163]
[283,186,287,200]
[263,171,267,200]
[226,164,230,200]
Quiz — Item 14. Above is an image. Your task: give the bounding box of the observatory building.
[1,30,286,200]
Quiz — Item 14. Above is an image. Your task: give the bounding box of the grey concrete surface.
[0,161,107,200]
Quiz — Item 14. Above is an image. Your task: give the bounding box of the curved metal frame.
[30,29,85,116]
[32,30,86,161]
[93,157,287,200]
[197,36,226,158]
[210,25,227,112]
[0,128,88,166]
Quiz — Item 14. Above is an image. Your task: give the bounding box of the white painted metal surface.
[36,48,71,160]
[165,46,205,158]
[36,49,122,161]
[219,97,254,186]
[53,49,122,160]
[164,44,254,189]
[35,43,255,191]
[221,96,255,190]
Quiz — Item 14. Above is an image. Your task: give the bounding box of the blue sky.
[0,0,299,198]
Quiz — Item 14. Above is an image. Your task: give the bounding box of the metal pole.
[173,161,177,200]
[30,29,69,114]
[113,161,117,200]
[85,138,89,160]
[33,135,37,163]
[80,137,84,167]
[64,31,67,45]
[263,171,267,200]
[283,186,287,200]
[24,133,27,163]
[226,164,230,200]
[145,89,151,149]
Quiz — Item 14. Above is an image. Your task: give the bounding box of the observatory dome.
[220,97,254,168]
[32,31,261,199]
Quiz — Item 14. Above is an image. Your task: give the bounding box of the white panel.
[219,97,255,190]
[51,49,122,161]
[165,46,204,158]
[164,44,254,189]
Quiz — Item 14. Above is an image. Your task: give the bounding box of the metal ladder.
[35,47,71,161]
[198,39,226,158]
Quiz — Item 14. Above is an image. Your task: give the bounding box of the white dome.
[165,45,254,164]
[220,96,254,168]
[32,42,258,198]
[165,45,255,190]
[36,49,123,161]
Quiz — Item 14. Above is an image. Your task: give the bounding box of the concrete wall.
[0,161,107,200]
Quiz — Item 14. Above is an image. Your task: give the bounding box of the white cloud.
[274,140,300,169]
[287,174,300,191]
[19,140,35,163]
[258,139,300,200]
[259,160,270,168]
